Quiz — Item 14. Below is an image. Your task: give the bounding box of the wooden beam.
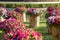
[0,2,60,4]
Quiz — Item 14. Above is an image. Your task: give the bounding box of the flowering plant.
[47,15,60,26]
[0,18,42,40]
[4,28,42,40]
[47,16,56,25]
[27,8,40,15]
[0,7,6,15]
[0,11,2,15]
[15,7,25,13]
[47,9,60,25]
[0,18,25,33]
[0,7,42,40]
[45,6,56,18]
[5,11,23,22]
[0,7,7,17]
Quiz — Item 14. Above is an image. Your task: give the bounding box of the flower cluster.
[27,8,40,15]
[0,18,26,33]
[4,28,42,40]
[46,6,60,26]
[0,16,42,40]
[5,11,23,22]
[0,7,7,15]
[45,6,56,18]
[15,7,25,13]
[47,16,56,25]
[0,18,42,40]
[47,15,60,26]
[0,7,7,16]
[6,11,13,17]
[0,17,42,40]
[0,7,42,40]
[0,11,2,15]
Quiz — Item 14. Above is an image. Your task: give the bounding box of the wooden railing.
[0,0,59,2]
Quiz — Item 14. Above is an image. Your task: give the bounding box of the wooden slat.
[0,2,60,4]
[0,0,59,2]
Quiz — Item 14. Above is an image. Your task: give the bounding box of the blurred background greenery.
[0,3,59,8]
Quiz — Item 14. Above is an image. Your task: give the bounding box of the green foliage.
[0,3,6,7]
[6,4,13,8]
[0,3,60,8]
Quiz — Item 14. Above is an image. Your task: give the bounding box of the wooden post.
[36,16,40,27]
[29,15,40,28]
[40,36,43,40]
[22,6,27,22]
[0,15,3,22]
[23,12,26,22]
[37,0,58,2]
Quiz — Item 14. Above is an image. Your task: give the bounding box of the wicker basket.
[52,25,60,40]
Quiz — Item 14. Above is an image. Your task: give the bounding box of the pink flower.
[31,30,36,37]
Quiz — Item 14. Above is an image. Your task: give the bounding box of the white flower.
[2,8,7,14]
[34,9,40,14]
[48,16,56,20]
